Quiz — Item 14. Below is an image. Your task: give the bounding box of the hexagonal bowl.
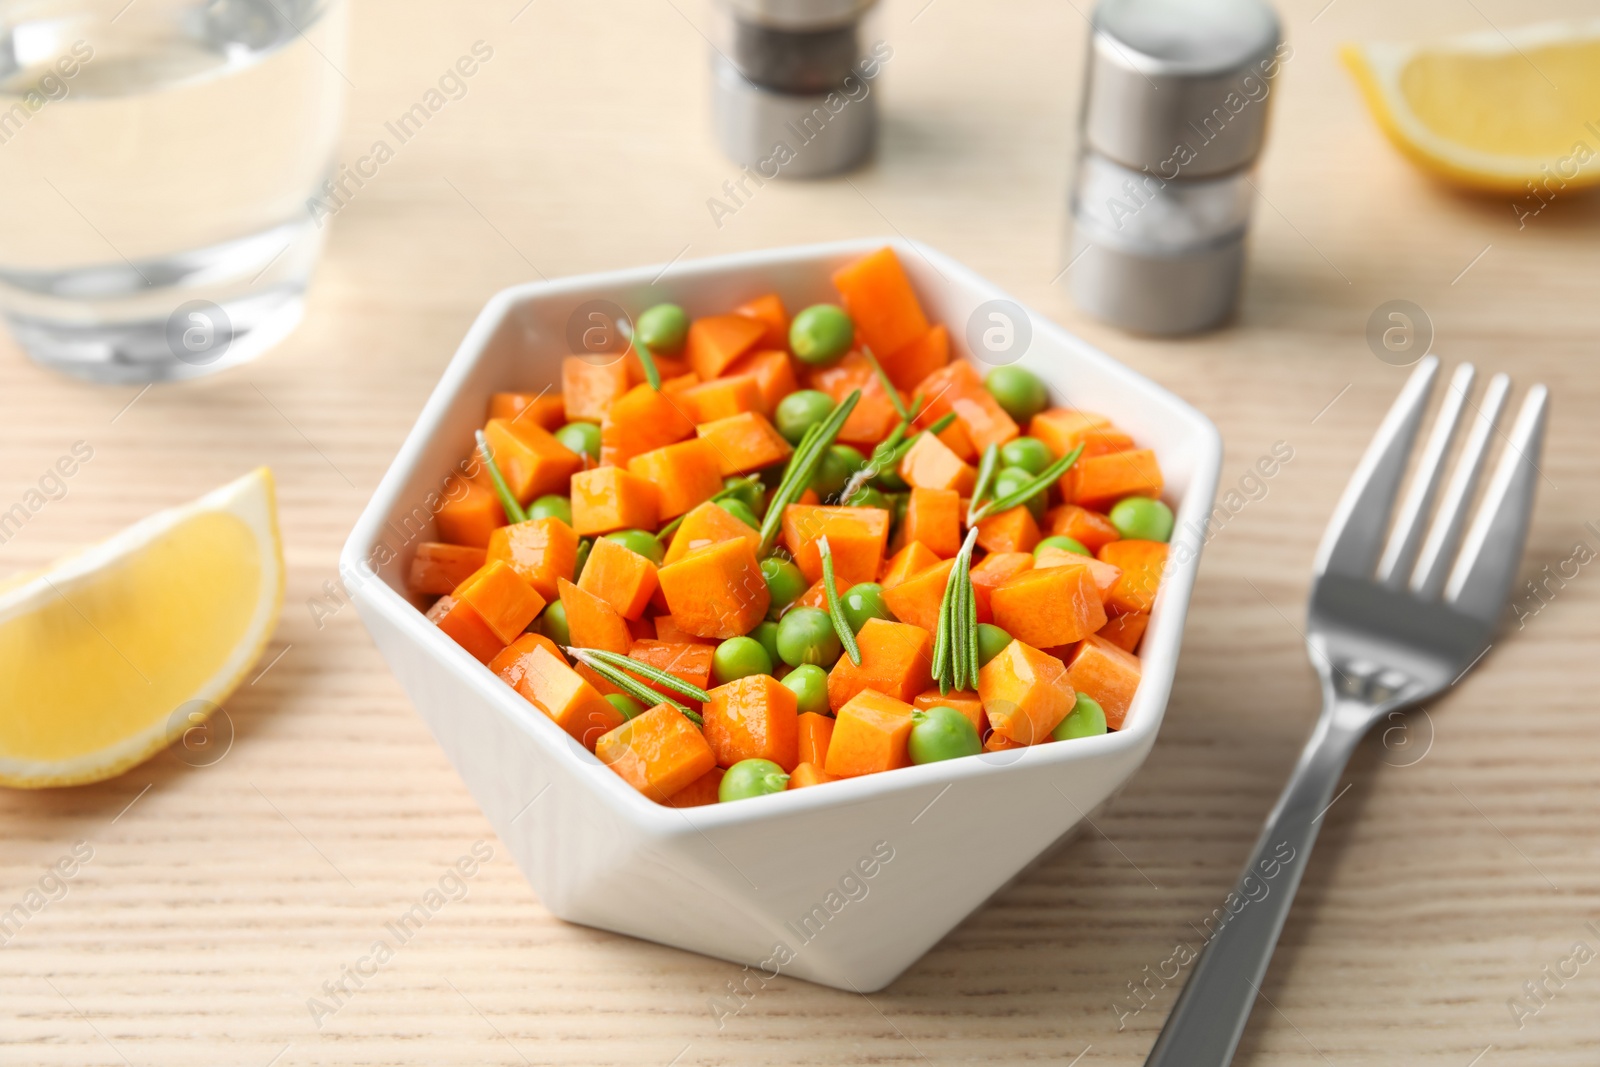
[340,237,1221,992]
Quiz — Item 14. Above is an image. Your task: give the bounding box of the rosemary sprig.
[932,527,981,693]
[838,408,956,504]
[966,443,1000,525]
[570,646,711,703]
[860,346,910,422]
[656,476,763,541]
[633,340,663,391]
[756,389,861,556]
[819,537,862,666]
[566,647,705,725]
[970,443,1085,524]
[475,429,527,524]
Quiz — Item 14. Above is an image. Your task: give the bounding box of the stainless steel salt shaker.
[710,0,885,179]
[1067,0,1286,334]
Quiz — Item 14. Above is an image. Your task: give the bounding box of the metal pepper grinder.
[1067,0,1285,335]
[710,0,884,180]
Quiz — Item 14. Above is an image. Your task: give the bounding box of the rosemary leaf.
[566,648,705,725]
[966,443,1000,526]
[756,390,861,556]
[475,429,527,524]
[569,646,711,703]
[633,340,663,391]
[971,443,1085,523]
[820,537,862,666]
[861,346,910,422]
[573,538,593,582]
[931,553,958,694]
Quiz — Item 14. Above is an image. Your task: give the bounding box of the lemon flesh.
[0,469,283,788]
[1343,23,1600,193]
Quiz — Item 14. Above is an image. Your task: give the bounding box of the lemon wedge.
[0,468,283,788]
[1342,22,1600,194]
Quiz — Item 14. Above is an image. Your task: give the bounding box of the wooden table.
[4,0,1597,1063]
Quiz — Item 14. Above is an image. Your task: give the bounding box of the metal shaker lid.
[721,0,876,31]
[1082,0,1283,178]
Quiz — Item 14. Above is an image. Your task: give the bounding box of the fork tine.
[1377,362,1475,586]
[1314,356,1439,578]
[1444,385,1549,622]
[1410,373,1511,597]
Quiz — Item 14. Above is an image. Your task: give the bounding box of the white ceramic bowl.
[341,238,1221,992]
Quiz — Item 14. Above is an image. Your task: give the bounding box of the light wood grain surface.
[4,0,1599,1063]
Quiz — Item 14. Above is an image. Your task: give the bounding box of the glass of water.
[0,0,346,382]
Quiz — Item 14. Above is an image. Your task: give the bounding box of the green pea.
[721,476,766,517]
[636,303,689,353]
[761,557,808,618]
[604,529,665,565]
[789,304,854,365]
[843,484,889,510]
[999,436,1053,476]
[525,494,572,524]
[719,758,790,801]
[976,623,1013,667]
[840,582,892,633]
[606,693,647,721]
[554,421,601,461]
[538,601,569,647]
[775,389,836,445]
[572,538,592,581]
[719,498,760,529]
[1109,496,1174,542]
[1052,693,1108,741]
[994,466,1047,522]
[712,636,773,685]
[776,607,841,668]
[984,365,1048,423]
[811,444,866,499]
[1036,535,1091,557]
[908,706,984,764]
[750,621,782,671]
[782,664,831,716]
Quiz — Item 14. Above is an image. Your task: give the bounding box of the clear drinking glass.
[0,0,346,382]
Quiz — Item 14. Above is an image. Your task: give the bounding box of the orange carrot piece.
[978,640,1076,745]
[787,762,838,789]
[722,349,797,417]
[627,616,656,643]
[913,361,1019,453]
[1065,635,1142,729]
[733,292,789,350]
[824,688,915,778]
[1028,409,1112,458]
[1033,546,1123,605]
[666,766,726,807]
[578,536,659,619]
[677,375,764,424]
[597,703,718,802]
[686,314,766,381]
[624,347,692,387]
[486,517,578,601]
[599,382,696,467]
[696,411,793,475]
[1044,504,1122,552]
[489,391,566,429]
[913,689,986,736]
[795,577,829,610]
[1098,540,1168,615]
[991,565,1107,649]
[969,551,1034,625]
[974,505,1041,555]
[935,414,978,462]
[704,673,800,771]
[558,577,633,654]
[781,504,891,585]
[898,431,976,495]
[629,640,715,704]
[1097,612,1149,654]
[491,636,623,750]
[663,500,762,565]
[808,351,905,447]
[653,615,718,645]
[831,247,930,358]
[985,732,1025,752]
[901,487,962,559]
[880,324,949,393]
[796,712,836,767]
[452,560,546,645]
[882,558,955,633]
[569,467,660,536]
[826,618,933,711]
[1071,450,1164,509]
[435,479,505,548]
[627,438,724,520]
[562,356,631,422]
[656,538,770,639]
[881,540,942,589]
[408,542,487,596]
[434,596,506,664]
[483,417,584,504]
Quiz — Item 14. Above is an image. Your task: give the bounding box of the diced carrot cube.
[489,391,565,429]
[664,500,761,565]
[599,383,696,467]
[666,767,726,807]
[1097,612,1148,653]
[808,351,905,447]
[882,558,954,633]
[969,551,1035,625]
[827,618,933,711]
[686,314,766,381]
[880,324,949,393]
[723,349,797,416]
[913,688,986,736]
[483,417,584,504]
[978,640,1076,744]
[629,640,715,704]
[704,673,800,771]
[1098,540,1168,614]
[408,542,486,596]
[974,505,1041,555]
[434,596,506,664]
[1072,450,1164,509]
[781,505,891,585]
[490,637,623,750]
[656,538,770,639]
[627,438,724,520]
[793,577,828,610]
[578,536,659,619]
[562,356,631,422]
[831,247,930,358]
[935,416,977,462]
[435,478,505,548]
[991,565,1107,649]
[696,411,793,475]
[627,616,656,642]
[486,517,578,601]
[733,292,789,350]
[1066,635,1142,729]
[1044,504,1122,552]
[797,712,835,766]
[654,615,717,645]
[913,361,1018,452]
[898,431,976,495]
[569,467,660,536]
[677,375,764,424]
[824,688,915,778]
[1033,546,1123,605]
[558,577,633,654]
[881,541,942,589]
[452,560,546,644]
[597,703,717,802]
[901,487,962,559]
[787,762,838,789]
[425,595,455,624]
[1028,409,1112,457]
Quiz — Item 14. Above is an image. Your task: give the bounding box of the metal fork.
[1143,356,1550,1067]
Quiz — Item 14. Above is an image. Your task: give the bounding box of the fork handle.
[1142,701,1369,1067]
